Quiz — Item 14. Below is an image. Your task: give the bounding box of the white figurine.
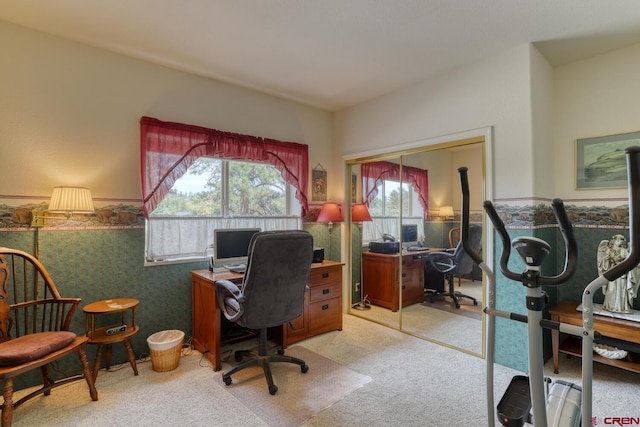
[596,235,640,313]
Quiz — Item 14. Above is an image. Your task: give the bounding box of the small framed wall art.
[576,130,640,189]
[312,163,327,201]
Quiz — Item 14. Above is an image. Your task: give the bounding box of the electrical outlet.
[355,282,360,292]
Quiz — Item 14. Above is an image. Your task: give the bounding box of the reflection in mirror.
[348,140,485,357]
[349,160,401,330]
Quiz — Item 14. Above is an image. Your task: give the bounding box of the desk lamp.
[438,205,454,220]
[316,202,343,261]
[31,186,95,258]
[351,203,372,310]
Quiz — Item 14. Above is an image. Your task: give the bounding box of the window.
[363,179,424,242]
[146,158,301,262]
[360,161,428,243]
[140,117,309,263]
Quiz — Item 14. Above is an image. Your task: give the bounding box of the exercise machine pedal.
[497,375,532,427]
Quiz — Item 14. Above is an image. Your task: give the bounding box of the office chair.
[215,230,314,395]
[448,226,462,286]
[424,224,482,308]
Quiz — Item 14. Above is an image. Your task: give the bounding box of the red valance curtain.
[140,116,309,217]
[362,161,429,215]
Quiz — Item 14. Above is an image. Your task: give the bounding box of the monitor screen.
[214,228,260,266]
[401,224,418,244]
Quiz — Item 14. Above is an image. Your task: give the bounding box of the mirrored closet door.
[347,137,487,357]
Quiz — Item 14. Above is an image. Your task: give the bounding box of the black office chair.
[424,224,482,308]
[215,230,314,395]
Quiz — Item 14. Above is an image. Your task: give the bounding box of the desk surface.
[192,259,344,282]
[362,247,445,258]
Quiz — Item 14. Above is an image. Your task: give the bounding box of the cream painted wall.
[402,145,482,215]
[530,45,555,199]
[450,146,483,211]
[335,44,534,201]
[0,21,333,202]
[553,42,640,202]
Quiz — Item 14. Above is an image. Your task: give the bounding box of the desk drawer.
[309,265,341,285]
[309,297,341,333]
[309,281,340,303]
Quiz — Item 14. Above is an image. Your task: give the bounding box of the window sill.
[144,257,207,267]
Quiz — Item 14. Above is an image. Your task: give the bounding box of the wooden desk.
[549,300,640,374]
[362,248,443,312]
[191,260,343,371]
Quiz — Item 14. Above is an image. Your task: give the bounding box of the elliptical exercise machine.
[456,146,640,427]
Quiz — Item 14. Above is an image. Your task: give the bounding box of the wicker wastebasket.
[147,330,184,372]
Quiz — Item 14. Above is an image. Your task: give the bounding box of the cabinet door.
[401,256,425,307]
[362,254,399,311]
[191,276,219,358]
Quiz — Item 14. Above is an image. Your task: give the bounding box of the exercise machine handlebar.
[602,146,640,283]
[483,198,577,286]
[458,167,484,266]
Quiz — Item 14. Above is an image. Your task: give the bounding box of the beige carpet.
[11,343,370,427]
[8,314,640,426]
[217,346,371,427]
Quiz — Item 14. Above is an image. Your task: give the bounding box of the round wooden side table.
[83,298,140,382]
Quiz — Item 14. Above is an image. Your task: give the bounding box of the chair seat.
[0,331,76,366]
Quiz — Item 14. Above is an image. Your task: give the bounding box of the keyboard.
[407,246,427,251]
[225,264,246,274]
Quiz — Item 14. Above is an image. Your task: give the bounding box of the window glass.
[153,158,222,216]
[146,157,300,263]
[228,161,286,216]
[362,180,423,243]
[368,180,412,217]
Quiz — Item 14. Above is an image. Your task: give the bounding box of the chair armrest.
[215,280,244,301]
[426,251,456,273]
[215,279,245,322]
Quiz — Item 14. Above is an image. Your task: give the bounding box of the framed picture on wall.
[351,173,357,203]
[576,131,640,189]
[312,163,327,201]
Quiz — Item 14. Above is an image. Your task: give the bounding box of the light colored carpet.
[215,346,371,427]
[8,314,640,426]
[11,342,370,427]
[354,279,483,354]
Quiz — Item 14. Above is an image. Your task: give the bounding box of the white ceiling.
[3,0,640,111]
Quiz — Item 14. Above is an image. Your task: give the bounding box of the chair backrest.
[450,225,482,277]
[448,226,460,248]
[0,248,79,342]
[237,231,313,329]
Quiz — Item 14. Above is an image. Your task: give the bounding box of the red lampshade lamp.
[351,203,372,223]
[351,203,372,310]
[317,202,343,261]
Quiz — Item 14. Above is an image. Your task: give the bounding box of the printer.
[368,241,400,254]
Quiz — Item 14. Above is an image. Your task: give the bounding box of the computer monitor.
[401,224,418,245]
[213,228,260,266]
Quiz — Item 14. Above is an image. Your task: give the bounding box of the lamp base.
[352,302,371,310]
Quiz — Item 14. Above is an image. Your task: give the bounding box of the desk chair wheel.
[234,352,244,362]
[301,364,309,373]
[269,385,278,395]
[223,374,232,385]
[278,348,285,355]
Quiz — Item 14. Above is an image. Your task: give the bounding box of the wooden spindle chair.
[0,248,97,427]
